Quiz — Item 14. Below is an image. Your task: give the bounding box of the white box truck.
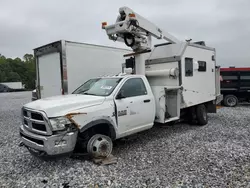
[20,42,222,158]
[20,7,223,160]
[0,82,24,92]
[0,82,23,89]
[33,40,131,100]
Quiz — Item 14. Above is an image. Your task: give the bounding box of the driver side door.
[115,77,155,136]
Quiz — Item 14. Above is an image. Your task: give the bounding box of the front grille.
[22,108,51,135]
[23,110,28,117]
[31,113,43,121]
[20,133,44,145]
[24,119,28,126]
[32,122,46,131]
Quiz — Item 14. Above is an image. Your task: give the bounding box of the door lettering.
[118,110,127,117]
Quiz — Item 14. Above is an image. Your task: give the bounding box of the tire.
[74,129,94,153]
[75,129,113,158]
[195,104,208,126]
[185,107,197,125]
[223,95,238,107]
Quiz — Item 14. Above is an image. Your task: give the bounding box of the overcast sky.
[1,0,249,67]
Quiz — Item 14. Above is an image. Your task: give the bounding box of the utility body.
[20,7,222,158]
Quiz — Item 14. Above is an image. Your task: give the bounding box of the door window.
[185,58,193,77]
[198,61,206,72]
[119,78,147,98]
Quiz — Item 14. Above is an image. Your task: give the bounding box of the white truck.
[0,82,24,92]
[32,40,131,100]
[19,7,222,159]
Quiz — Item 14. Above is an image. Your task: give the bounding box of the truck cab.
[20,74,156,158]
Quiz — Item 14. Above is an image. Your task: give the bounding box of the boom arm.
[102,7,180,52]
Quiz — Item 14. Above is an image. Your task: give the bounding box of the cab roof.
[98,73,144,79]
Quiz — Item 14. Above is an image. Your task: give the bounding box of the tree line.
[0,54,36,89]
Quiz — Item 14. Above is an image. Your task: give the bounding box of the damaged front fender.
[65,112,87,129]
[79,118,117,140]
[65,112,117,140]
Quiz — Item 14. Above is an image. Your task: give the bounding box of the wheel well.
[84,123,116,140]
[204,101,216,113]
[75,123,115,153]
[92,124,111,136]
[224,94,237,98]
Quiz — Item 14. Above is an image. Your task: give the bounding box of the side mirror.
[116,91,125,99]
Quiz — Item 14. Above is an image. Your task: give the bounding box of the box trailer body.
[34,40,131,99]
[220,67,250,106]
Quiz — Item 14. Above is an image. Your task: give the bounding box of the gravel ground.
[0,92,250,188]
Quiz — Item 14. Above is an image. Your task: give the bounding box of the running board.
[164,116,179,123]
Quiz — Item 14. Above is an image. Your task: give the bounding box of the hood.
[24,94,105,117]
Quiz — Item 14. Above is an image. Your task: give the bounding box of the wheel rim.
[227,97,236,106]
[87,134,113,158]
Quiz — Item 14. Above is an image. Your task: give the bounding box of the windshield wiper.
[83,92,97,96]
[76,90,88,94]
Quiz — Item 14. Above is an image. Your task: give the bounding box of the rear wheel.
[185,107,196,125]
[223,95,238,107]
[196,104,208,126]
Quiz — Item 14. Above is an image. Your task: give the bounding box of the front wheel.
[87,134,113,158]
[196,104,208,126]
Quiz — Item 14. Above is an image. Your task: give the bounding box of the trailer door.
[38,52,62,98]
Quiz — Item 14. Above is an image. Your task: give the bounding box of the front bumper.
[20,124,78,156]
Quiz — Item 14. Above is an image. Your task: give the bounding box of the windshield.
[72,78,100,94]
[72,77,122,96]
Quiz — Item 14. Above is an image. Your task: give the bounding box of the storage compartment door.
[215,66,221,97]
[164,87,181,123]
[38,53,62,98]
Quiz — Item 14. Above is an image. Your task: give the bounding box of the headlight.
[49,117,71,131]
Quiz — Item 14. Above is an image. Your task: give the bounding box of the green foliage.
[0,53,36,89]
